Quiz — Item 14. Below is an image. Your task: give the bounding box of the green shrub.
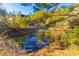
[60,27,79,48]
[0,17,9,33]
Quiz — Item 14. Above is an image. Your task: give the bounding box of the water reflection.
[21,33,48,53]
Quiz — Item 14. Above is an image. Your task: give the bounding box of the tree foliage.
[21,3,59,12]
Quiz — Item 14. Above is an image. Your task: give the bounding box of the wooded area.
[0,3,79,56]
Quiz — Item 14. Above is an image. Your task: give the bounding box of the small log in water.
[7,26,46,37]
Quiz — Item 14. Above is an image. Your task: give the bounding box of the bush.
[30,10,52,26]
[0,17,9,33]
[60,27,79,48]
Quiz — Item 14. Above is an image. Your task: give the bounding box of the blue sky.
[3,3,34,15]
[2,3,72,15]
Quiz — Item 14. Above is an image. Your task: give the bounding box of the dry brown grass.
[19,45,79,56]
